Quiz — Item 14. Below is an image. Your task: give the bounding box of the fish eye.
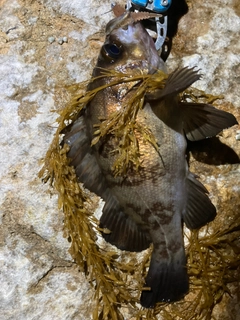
[101,42,123,62]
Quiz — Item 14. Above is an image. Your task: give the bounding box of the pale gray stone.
[0,0,239,319]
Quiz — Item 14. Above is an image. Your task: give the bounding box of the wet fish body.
[63,13,238,308]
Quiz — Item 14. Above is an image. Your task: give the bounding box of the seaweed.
[39,70,240,319]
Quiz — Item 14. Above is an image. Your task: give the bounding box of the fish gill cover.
[39,67,240,319]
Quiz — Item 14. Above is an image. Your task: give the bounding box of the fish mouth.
[115,60,154,75]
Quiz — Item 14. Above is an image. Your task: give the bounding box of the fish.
[62,12,238,308]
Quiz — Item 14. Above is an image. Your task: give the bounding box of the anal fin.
[183,173,216,229]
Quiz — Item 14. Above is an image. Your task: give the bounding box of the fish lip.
[114,59,164,77]
[115,60,151,75]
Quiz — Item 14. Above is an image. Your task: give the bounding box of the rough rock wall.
[0,0,239,319]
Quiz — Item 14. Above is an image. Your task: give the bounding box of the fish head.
[95,12,166,75]
[87,12,167,133]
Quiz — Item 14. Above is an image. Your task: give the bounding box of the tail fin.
[140,249,188,308]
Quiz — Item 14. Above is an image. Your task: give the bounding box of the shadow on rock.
[187,137,240,165]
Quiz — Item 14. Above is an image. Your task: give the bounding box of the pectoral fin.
[62,116,89,160]
[146,67,200,100]
[100,193,151,252]
[183,173,216,230]
[181,102,238,141]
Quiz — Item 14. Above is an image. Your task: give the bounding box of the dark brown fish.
[63,12,238,308]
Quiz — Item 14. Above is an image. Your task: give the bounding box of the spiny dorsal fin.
[106,10,162,35]
[130,11,163,22]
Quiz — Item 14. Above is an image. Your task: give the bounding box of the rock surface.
[0,0,239,319]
